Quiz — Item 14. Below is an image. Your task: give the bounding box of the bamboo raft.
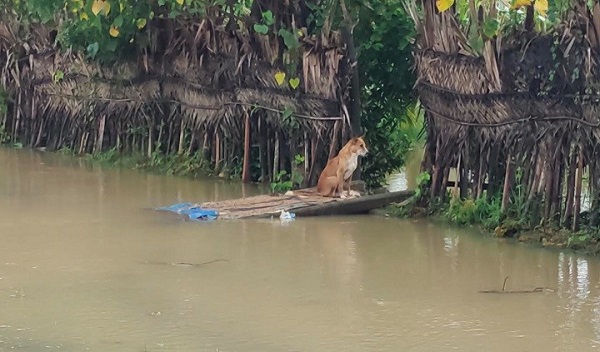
[161,182,415,220]
[200,190,414,220]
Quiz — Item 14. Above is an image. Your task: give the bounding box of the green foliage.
[270,154,304,193]
[354,0,418,189]
[270,170,293,193]
[437,0,573,55]
[253,10,274,34]
[2,0,246,63]
[304,1,328,33]
[567,232,591,248]
[413,171,430,199]
[445,196,501,229]
[565,228,600,252]
[88,147,210,178]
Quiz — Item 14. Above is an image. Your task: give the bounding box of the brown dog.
[316,136,368,198]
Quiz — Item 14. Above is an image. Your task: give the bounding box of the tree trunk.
[340,23,362,181]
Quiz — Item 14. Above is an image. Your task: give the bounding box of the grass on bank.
[385,172,600,255]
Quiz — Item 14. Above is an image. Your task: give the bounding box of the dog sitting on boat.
[317,136,368,198]
[286,136,369,199]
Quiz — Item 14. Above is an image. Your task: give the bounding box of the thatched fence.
[412,0,600,230]
[0,13,353,186]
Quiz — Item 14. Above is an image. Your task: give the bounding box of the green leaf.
[254,23,269,34]
[482,18,498,38]
[136,18,147,29]
[278,29,298,50]
[262,10,274,25]
[274,71,286,85]
[52,70,64,83]
[87,42,99,58]
[105,39,118,52]
[282,106,294,120]
[113,15,124,27]
[289,77,300,89]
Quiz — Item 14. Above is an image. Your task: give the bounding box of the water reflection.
[3,147,600,351]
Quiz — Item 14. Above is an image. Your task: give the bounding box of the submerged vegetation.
[0,0,420,191]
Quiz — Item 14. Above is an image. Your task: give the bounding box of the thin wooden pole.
[501,153,513,213]
[328,121,340,160]
[430,137,442,197]
[304,132,310,185]
[453,154,461,199]
[273,131,280,178]
[214,132,221,173]
[94,115,106,154]
[242,111,251,183]
[258,116,268,183]
[573,147,584,231]
[562,147,577,227]
[178,119,185,155]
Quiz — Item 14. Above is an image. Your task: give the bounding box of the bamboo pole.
[13,91,21,142]
[258,116,268,183]
[476,146,489,198]
[304,132,310,187]
[157,122,164,152]
[214,132,221,173]
[242,110,251,183]
[34,117,45,148]
[573,147,584,231]
[501,152,512,213]
[543,160,554,222]
[187,130,195,155]
[178,119,185,155]
[471,146,480,196]
[147,123,153,157]
[430,138,442,197]
[550,153,564,223]
[453,154,461,198]
[562,147,577,227]
[267,135,273,183]
[440,165,451,202]
[459,153,468,199]
[273,131,280,178]
[95,115,106,154]
[328,121,340,160]
[309,135,318,185]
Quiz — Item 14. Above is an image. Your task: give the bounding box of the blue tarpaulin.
[157,202,219,221]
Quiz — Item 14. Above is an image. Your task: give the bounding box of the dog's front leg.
[336,167,346,198]
[345,174,352,197]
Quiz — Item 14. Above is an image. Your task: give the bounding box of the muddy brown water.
[2,148,600,351]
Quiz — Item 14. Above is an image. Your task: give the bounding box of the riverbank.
[378,198,600,256]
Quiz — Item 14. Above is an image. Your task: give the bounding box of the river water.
[2,147,600,351]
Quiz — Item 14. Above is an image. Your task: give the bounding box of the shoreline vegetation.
[380,180,600,256]
[401,0,600,259]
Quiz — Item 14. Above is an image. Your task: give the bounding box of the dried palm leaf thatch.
[0,11,351,186]
[414,0,600,229]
